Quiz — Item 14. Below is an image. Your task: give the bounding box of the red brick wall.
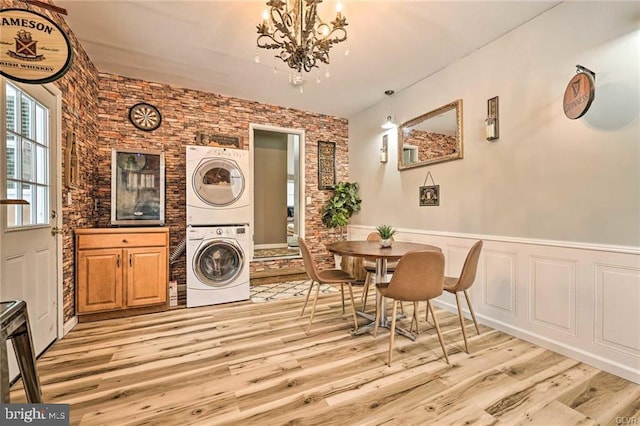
[2,0,101,322]
[405,130,457,161]
[96,74,349,301]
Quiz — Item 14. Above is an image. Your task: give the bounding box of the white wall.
[348,2,640,383]
[349,1,639,247]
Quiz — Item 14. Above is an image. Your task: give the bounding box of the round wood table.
[326,240,441,339]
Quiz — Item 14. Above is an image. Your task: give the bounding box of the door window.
[5,82,49,228]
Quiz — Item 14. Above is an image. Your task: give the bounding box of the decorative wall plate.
[563,66,595,119]
[129,102,162,131]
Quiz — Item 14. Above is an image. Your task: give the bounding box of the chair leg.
[347,283,358,331]
[410,301,419,335]
[341,283,346,314]
[427,300,449,364]
[374,291,383,338]
[361,272,371,311]
[425,302,429,323]
[455,292,469,354]
[464,290,481,335]
[388,300,398,367]
[300,280,315,317]
[306,281,322,334]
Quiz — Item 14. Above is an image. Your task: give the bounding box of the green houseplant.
[376,224,396,248]
[321,181,362,240]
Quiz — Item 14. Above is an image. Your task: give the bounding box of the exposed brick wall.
[96,74,349,302]
[2,1,349,315]
[2,0,101,322]
[405,130,457,161]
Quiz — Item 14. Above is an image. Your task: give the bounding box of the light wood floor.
[10,287,640,425]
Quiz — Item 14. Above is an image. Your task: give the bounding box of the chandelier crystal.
[256,0,348,74]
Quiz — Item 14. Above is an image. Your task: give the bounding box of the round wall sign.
[563,71,595,119]
[129,103,162,131]
[0,8,73,84]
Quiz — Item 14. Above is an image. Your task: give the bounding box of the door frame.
[0,77,65,341]
[49,82,64,339]
[249,123,306,246]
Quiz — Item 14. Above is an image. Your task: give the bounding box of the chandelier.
[256,0,348,77]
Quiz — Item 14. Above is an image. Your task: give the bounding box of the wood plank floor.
[10,287,640,425]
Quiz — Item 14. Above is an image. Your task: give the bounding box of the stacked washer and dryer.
[185,145,252,308]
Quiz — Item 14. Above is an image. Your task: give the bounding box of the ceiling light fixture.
[381,89,396,129]
[256,0,348,85]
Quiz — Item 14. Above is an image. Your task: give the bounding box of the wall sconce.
[486,96,499,141]
[380,135,388,163]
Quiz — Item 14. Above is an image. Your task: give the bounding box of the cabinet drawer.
[77,232,167,249]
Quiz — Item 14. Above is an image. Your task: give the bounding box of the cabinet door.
[77,248,123,313]
[125,247,167,307]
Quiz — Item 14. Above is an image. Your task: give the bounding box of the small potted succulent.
[376,224,396,248]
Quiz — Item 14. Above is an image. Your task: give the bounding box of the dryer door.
[192,158,245,207]
[194,239,244,287]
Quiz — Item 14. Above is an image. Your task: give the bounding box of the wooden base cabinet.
[76,228,169,321]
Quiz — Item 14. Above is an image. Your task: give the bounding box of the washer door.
[192,158,245,207]
[194,240,244,287]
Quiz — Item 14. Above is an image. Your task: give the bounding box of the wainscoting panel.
[529,256,577,336]
[594,264,640,356]
[348,225,640,384]
[483,250,516,316]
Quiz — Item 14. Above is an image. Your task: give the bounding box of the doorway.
[250,125,304,260]
[1,78,62,380]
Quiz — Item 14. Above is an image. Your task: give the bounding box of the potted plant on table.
[376,224,396,248]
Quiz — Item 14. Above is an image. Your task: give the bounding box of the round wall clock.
[129,103,162,131]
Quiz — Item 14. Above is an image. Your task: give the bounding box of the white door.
[1,79,59,379]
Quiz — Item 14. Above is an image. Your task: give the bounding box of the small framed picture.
[318,141,336,190]
[419,185,439,206]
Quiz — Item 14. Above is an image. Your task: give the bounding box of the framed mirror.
[398,99,463,170]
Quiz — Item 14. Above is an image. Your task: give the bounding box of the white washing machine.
[186,224,251,307]
[186,145,251,225]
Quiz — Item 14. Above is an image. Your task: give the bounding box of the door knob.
[50,227,63,236]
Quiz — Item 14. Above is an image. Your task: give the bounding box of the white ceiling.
[55,0,561,118]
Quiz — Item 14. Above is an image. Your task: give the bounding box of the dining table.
[326,240,442,340]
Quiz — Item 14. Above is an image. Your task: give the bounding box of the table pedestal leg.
[350,259,417,341]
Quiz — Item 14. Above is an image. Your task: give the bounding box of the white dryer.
[186,224,251,307]
[186,145,251,225]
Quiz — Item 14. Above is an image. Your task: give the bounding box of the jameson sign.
[0,8,73,84]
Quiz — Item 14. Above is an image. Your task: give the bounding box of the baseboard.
[255,243,288,249]
[63,316,78,336]
[432,299,640,384]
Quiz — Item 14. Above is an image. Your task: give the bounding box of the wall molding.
[349,226,640,256]
[348,224,640,384]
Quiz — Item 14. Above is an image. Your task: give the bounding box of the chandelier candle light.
[256,0,348,89]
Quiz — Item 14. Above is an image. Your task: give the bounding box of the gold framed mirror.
[397,99,463,170]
